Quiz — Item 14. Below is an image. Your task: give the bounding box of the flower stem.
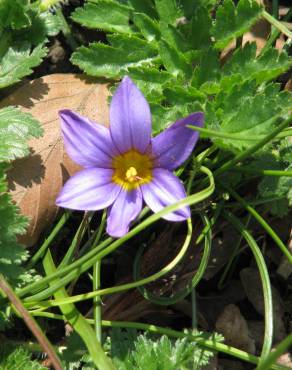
[261,7,292,54]
[93,260,102,342]
[30,312,289,370]
[262,10,292,39]
[221,183,292,264]
[27,211,71,268]
[18,166,214,302]
[93,211,106,343]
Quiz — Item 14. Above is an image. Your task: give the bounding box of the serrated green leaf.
[222,42,292,84]
[128,67,173,103]
[71,0,132,33]
[154,0,182,25]
[0,107,43,162]
[109,328,223,370]
[132,12,160,41]
[151,103,191,133]
[178,0,217,18]
[159,22,189,52]
[159,39,191,77]
[164,85,206,104]
[206,81,292,153]
[71,35,157,78]
[0,166,35,288]
[128,0,158,18]
[0,43,47,89]
[188,6,212,50]
[0,346,48,369]
[13,10,61,45]
[191,48,220,93]
[258,163,292,217]
[0,0,31,30]
[211,0,262,49]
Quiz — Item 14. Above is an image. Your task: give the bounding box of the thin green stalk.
[43,250,115,370]
[256,334,292,370]
[221,184,292,264]
[18,166,214,302]
[214,116,292,177]
[25,218,193,309]
[224,212,273,363]
[263,10,292,39]
[225,196,285,208]
[93,211,106,343]
[261,7,292,54]
[59,212,93,268]
[217,214,251,290]
[133,214,211,306]
[191,289,197,329]
[233,168,292,177]
[93,260,102,343]
[27,212,71,268]
[187,124,292,142]
[29,312,290,370]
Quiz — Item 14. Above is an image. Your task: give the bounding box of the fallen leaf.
[215,304,255,353]
[0,74,110,246]
[240,267,287,342]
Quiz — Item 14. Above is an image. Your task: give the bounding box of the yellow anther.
[125,167,138,183]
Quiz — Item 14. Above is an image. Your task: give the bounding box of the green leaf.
[187,6,212,50]
[258,164,292,217]
[211,0,263,49]
[108,329,223,370]
[128,67,173,103]
[159,39,191,77]
[71,0,131,33]
[132,12,160,41]
[159,22,189,52]
[0,0,31,30]
[0,346,48,369]
[206,81,292,153]
[151,103,191,133]
[222,42,292,84]
[178,0,217,18]
[191,48,221,93]
[0,43,47,89]
[128,0,158,18]
[0,106,43,162]
[154,0,181,25]
[13,11,61,45]
[164,85,206,104]
[71,35,157,78]
[0,165,35,288]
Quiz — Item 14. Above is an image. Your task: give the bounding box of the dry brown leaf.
[0,74,110,246]
[240,267,287,342]
[215,304,255,353]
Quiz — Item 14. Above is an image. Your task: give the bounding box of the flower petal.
[141,168,190,221]
[151,112,204,170]
[106,188,142,238]
[56,168,121,210]
[59,109,118,168]
[110,76,151,153]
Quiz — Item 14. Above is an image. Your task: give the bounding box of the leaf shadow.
[7,151,45,189]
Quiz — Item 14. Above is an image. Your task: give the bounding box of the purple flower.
[56,76,204,238]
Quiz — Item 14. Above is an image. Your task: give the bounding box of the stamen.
[125,167,138,183]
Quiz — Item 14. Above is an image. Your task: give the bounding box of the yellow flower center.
[112,150,153,190]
